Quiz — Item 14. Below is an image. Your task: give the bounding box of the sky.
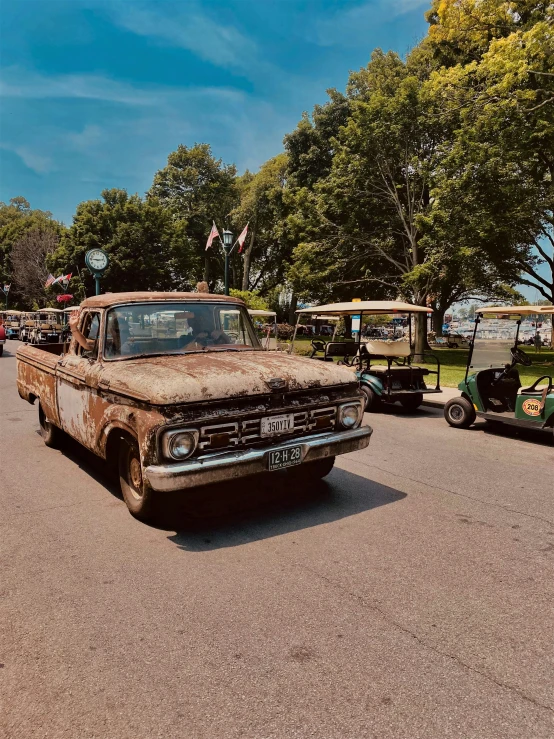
[0,0,431,225]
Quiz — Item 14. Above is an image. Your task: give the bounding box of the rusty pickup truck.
[16,292,372,520]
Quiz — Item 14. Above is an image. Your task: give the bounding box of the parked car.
[0,323,5,355]
[16,292,372,521]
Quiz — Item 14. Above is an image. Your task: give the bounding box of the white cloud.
[105,1,257,72]
[0,67,246,108]
[314,0,430,46]
[0,144,53,174]
[67,124,103,150]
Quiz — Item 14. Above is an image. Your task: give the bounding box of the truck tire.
[400,393,423,411]
[361,385,380,412]
[444,397,476,429]
[0,345,3,356]
[38,404,64,448]
[118,436,157,521]
[289,456,335,482]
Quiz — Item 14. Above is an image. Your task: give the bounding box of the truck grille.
[198,406,337,452]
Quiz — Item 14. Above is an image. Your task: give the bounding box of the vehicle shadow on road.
[50,432,122,498]
[161,468,406,552]
[478,420,554,447]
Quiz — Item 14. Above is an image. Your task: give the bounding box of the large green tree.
[230,153,294,294]
[424,0,554,339]
[148,143,238,290]
[0,197,65,309]
[49,189,197,298]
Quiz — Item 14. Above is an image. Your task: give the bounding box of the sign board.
[351,298,361,334]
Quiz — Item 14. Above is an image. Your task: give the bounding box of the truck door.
[56,310,105,451]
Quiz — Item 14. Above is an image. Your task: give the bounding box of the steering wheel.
[511,346,532,366]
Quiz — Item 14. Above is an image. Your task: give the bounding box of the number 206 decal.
[522,399,542,417]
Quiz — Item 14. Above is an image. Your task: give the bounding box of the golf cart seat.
[369,364,430,376]
[310,341,358,362]
[518,375,553,395]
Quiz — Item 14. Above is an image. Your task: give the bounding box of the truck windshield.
[104,302,262,360]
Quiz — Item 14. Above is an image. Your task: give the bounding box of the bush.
[276,323,295,339]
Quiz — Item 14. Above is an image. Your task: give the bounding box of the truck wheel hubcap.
[129,457,143,498]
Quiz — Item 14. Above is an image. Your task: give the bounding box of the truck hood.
[100,350,356,405]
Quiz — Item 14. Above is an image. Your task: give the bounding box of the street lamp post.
[222,229,234,296]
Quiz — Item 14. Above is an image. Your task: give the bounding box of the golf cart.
[1,310,22,339]
[294,301,441,412]
[444,306,554,434]
[248,309,277,350]
[28,308,64,344]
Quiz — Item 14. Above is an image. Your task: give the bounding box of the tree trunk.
[413,311,428,361]
[241,218,257,291]
[432,306,446,336]
[288,293,297,325]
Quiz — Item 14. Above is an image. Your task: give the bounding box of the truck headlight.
[338,402,363,429]
[162,429,199,460]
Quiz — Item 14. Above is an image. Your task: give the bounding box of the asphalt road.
[1,338,554,739]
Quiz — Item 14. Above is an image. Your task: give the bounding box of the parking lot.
[1,338,554,738]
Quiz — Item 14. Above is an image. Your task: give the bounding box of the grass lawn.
[422,348,554,388]
[290,337,554,388]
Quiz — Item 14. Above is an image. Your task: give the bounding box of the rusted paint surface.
[16,345,60,425]
[100,351,356,405]
[16,293,365,476]
[81,291,243,309]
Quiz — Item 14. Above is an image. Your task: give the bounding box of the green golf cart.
[444,306,554,434]
[294,301,441,412]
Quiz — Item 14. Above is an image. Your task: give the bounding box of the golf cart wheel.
[400,393,423,412]
[38,403,64,448]
[119,436,157,521]
[444,397,476,429]
[0,345,3,356]
[361,385,380,412]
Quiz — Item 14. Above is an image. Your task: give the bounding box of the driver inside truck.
[179,308,231,349]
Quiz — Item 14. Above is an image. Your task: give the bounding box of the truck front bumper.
[144,425,372,492]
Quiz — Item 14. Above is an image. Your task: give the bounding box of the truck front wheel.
[118,436,157,521]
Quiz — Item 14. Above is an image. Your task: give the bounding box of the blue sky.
[0,0,431,225]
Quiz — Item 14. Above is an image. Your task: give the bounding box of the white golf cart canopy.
[247,309,277,317]
[478,306,548,318]
[36,307,64,313]
[296,301,433,316]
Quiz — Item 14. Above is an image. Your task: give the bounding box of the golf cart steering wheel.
[511,346,532,366]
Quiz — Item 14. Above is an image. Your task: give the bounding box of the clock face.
[87,249,108,271]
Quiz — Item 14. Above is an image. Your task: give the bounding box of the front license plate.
[268,446,302,471]
[261,413,294,437]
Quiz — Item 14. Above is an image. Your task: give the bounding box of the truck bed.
[16,343,69,426]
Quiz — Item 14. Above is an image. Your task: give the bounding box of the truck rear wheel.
[118,436,157,521]
[38,404,64,448]
[444,397,476,429]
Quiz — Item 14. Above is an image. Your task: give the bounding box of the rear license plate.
[268,446,302,471]
[392,381,402,390]
[261,413,294,437]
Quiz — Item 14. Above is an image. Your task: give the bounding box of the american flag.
[45,274,55,288]
[205,221,220,250]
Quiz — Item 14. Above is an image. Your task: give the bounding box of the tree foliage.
[49,189,198,299]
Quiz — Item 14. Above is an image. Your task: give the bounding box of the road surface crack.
[299,563,554,715]
[349,459,554,528]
